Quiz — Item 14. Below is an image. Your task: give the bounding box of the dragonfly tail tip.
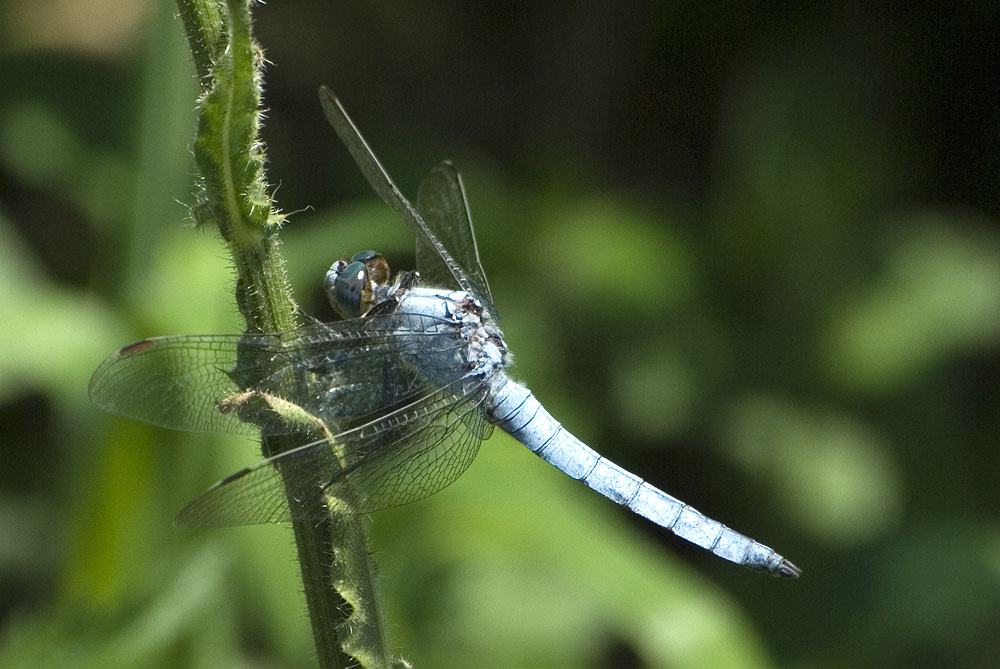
[774,558,802,579]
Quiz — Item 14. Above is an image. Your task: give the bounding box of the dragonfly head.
[325,250,390,319]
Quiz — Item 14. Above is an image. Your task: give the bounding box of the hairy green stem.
[175,0,223,84]
[174,1,395,666]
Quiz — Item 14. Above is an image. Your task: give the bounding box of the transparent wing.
[89,313,465,437]
[415,161,494,316]
[89,334,257,435]
[319,86,492,312]
[175,379,494,527]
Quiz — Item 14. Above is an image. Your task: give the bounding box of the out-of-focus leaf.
[0,545,239,669]
[0,215,127,403]
[612,339,700,438]
[721,393,902,546]
[0,100,84,186]
[822,215,1000,393]
[533,196,696,313]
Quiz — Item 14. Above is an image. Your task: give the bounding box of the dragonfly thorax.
[392,286,509,392]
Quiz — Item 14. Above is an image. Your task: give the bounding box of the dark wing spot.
[119,339,156,355]
[220,467,253,485]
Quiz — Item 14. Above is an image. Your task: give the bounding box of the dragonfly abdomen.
[485,374,800,578]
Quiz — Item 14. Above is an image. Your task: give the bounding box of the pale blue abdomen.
[484,374,799,577]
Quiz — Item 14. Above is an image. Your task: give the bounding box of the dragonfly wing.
[89,334,258,435]
[175,379,494,527]
[262,317,434,434]
[334,381,493,514]
[319,87,485,302]
[415,161,495,316]
[89,316,466,437]
[174,455,294,526]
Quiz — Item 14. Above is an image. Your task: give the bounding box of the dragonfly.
[89,86,800,578]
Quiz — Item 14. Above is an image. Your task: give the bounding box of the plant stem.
[175,0,222,84]
[173,1,395,666]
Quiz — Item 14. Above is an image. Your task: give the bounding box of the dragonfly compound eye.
[328,259,367,318]
[326,251,391,319]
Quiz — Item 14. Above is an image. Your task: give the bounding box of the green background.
[1,2,998,667]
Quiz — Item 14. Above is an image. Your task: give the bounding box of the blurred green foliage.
[1,2,998,667]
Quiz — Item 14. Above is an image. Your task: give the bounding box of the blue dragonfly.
[89,87,800,578]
